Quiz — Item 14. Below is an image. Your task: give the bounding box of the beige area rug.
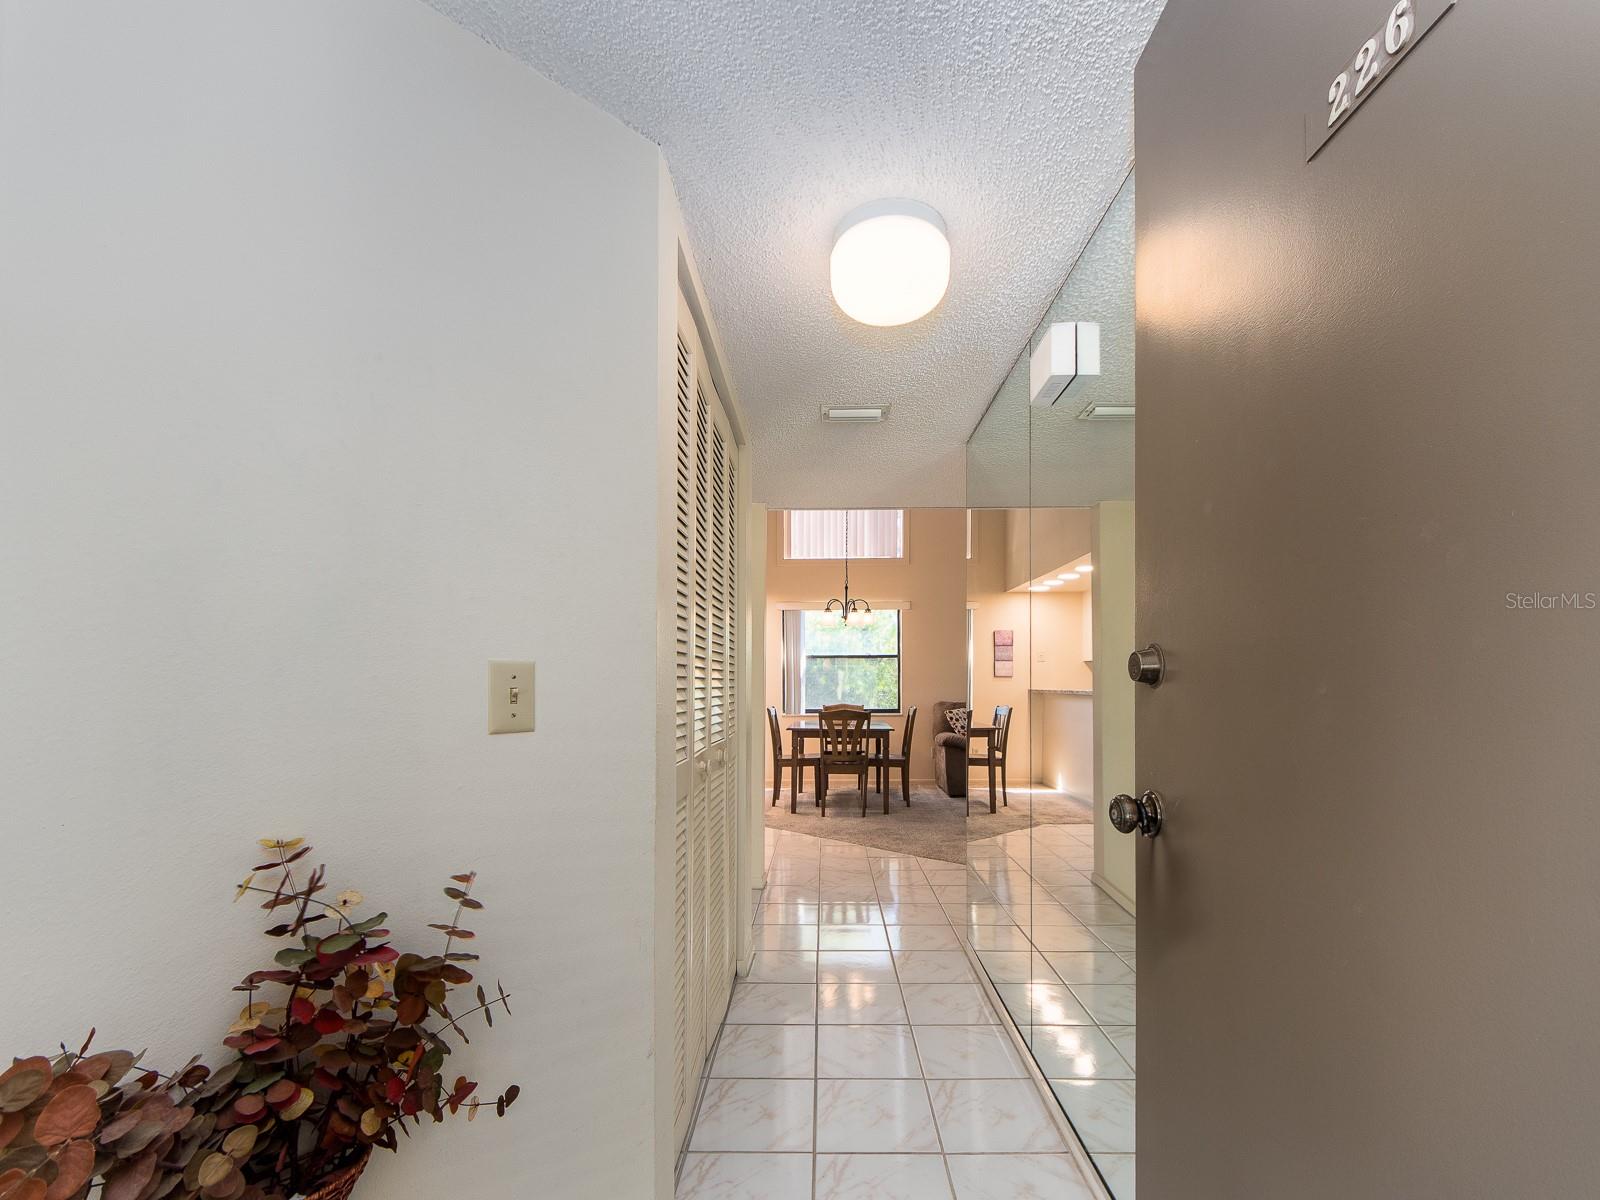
[763,783,1092,864]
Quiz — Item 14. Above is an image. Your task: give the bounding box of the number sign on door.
[1307,0,1456,161]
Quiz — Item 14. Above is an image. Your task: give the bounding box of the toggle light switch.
[488,661,535,734]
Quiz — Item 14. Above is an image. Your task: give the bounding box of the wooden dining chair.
[768,705,816,811]
[816,708,872,817]
[971,704,1013,813]
[883,706,917,808]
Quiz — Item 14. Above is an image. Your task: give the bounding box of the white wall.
[0,3,676,1195]
[1091,501,1136,909]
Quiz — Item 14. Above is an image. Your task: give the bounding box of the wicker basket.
[301,1150,371,1200]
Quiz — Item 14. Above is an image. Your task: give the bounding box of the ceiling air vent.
[821,404,890,424]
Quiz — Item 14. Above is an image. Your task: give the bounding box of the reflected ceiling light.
[830,199,950,327]
[1077,563,1093,572]
[1041,579,1064,587]
[1057,573,1081,582]
[1030,321,1101,407]
[1027,586,1051,593]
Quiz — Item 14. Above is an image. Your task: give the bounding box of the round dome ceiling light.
[830,199,950,327]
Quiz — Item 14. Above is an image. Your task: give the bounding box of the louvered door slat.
[670,297,742,1162]
[673,336,693,765]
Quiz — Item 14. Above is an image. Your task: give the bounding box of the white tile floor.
[678,828,1100,1200]
[967,823,1136,1197]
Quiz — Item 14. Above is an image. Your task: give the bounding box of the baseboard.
[1091,871,1136,916]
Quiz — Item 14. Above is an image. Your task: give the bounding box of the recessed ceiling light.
[1041,579,1064,587]
[1057,573,1080,582]
[1027,585,1051,592]
[830,199,950,327]
[1077,563,1093,572]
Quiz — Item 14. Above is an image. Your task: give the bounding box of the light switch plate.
[488,661,535,734]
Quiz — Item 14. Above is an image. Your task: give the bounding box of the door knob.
[1109,790,1164,838]
[1128,644,1165,687]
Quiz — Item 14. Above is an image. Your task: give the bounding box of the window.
[781,609,901,713]
[783,509,904,560]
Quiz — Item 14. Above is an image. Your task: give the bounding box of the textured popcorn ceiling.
[427,0,1163,506]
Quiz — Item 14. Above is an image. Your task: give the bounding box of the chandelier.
[824,510,876,627]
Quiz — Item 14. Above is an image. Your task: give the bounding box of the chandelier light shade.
[825,510,875,626]
[830,199,951,327]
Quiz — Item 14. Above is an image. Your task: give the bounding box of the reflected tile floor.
[678,828,1096,1200]
[970,821,1137,1198]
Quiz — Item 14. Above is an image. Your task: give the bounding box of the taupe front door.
[1134,1,1600,1195]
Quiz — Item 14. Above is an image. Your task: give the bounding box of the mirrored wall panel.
[966,170,1136,1199]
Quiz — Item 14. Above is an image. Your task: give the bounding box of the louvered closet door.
[671,294,741,1155]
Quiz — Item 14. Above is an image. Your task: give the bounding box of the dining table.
[786,718,894,814]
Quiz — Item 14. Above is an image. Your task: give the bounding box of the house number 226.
[1308,0,1455,160]
[1327,0,1415,127]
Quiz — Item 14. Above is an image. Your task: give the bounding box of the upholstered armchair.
[930,699,969,798]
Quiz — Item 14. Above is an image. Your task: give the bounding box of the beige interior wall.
[1033,693,1094,796]
[1091,500,1135,909]
[1003,506,1093,591]
[968,510,1034,781]
[967,509,1094,788]
[762,508,967,783]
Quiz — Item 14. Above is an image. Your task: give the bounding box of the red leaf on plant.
[241,1036,282,1056]
[290,997,316,1025]
[0,1113,21,1149]
[395,995,427,1027]
[316,933,360,959]
[384,1077,405,1104]
[264,1079,298,1108]
[33,1084,99,1146]
[231,1096,265,1121]
[0,1173,45,1200]
[0,1057,52,1113]
[102,1151,157,1200]
[351,946,399,965]
[312,1069,343,1092]
[313,1008,346,1036]
[44,1138,94,1200]
[449,873,475,884]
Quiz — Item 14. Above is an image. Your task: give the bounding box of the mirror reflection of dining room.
[761,507,1095,865]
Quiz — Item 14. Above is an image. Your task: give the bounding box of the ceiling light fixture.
[1058,573,1080,582]
[1077,563,1093,572]
[1030,322,1102,407]
[1028,586,1051,593]
[830,199,950,327]
[824,509,875,627]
